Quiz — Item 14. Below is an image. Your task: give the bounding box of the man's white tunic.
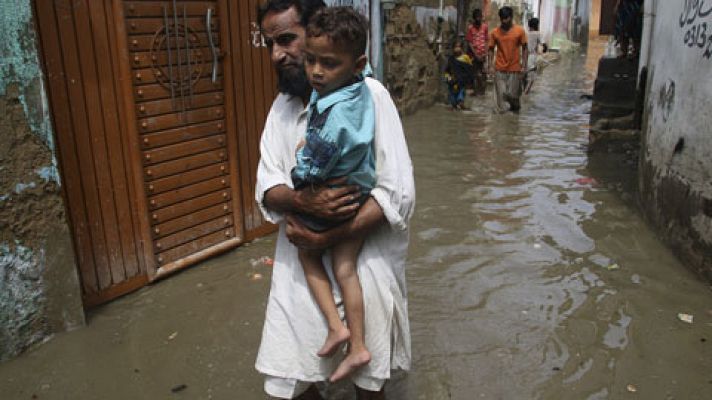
[254,78,415,382]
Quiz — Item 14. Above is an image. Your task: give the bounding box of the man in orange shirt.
[488,6,528,112]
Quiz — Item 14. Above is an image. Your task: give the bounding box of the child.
[524,17,546,94]
[444,42,474,110]
[290,7,374,383]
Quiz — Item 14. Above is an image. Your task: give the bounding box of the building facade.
[637,0,712,281]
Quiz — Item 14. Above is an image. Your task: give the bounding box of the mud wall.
[638,0,712,282]
[384,3,442,115]
[0,0,84,362]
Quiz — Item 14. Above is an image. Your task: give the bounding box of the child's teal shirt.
[291,77,376,194]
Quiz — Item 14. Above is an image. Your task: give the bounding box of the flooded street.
[1,43,711,400]
[398,43,712,399]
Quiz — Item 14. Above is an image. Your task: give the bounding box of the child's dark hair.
[528,17,539,30]
[306,7,368,58]
[472,8,482,19]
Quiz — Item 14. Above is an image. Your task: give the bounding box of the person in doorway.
[291,6,375,383]
[488,6,528,113]
[255,1,415,399]
[465,8,488,96]
[614,0,643,59]
[444,41,474,110]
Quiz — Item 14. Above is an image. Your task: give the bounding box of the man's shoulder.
[364,77,388,99]
[269,92,303,117]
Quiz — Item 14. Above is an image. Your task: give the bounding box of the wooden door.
[34,0,150,307]
[117,0,246,280]
[34,0,276,306]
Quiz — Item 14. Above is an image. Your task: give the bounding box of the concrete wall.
[638,0,712,281]
[1,0,84,362]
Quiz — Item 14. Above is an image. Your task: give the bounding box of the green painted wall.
[1,0,84,362]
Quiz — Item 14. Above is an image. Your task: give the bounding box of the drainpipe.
[643,0,656,70]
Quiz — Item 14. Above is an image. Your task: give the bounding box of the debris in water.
[168,332,178,340]
[250,273,263,281]
[606,263,620,271]
[677,313,694,324]
[630,274,641,284]
[249,256,274,267]
[626,384,637,393]
[533,243,542,249]
[171,384,187,393]
[575,177,598,186]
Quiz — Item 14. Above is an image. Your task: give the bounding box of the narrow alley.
[1,38,711,399]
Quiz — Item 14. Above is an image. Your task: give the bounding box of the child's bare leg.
[299,248,350,357]
[328,238,371,382]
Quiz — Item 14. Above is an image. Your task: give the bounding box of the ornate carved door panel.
[119,0,244,279]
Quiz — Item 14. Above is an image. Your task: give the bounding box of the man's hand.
[285,197,387,251]
[285,215,332,250]
[294,177,360,221]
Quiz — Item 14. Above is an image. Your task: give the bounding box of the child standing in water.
[444,41,474,110]
[290,7,374,382]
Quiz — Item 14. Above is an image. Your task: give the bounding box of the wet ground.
[2,42,712,400]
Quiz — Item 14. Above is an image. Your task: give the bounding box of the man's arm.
[263,179,360,221]
[285,197,386,250]
[488,30,496,74]
[521,44,529,73]
[488,48,495,73]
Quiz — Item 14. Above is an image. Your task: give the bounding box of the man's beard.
[277,65,310,98]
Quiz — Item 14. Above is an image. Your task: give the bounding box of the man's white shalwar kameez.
[254,78,415,388]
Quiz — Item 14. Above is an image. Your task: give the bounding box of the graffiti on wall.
[679,0,712,59]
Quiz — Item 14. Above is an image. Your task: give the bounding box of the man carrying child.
[255,1,415,399]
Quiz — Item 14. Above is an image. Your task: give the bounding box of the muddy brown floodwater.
[392,42,712,399]
[1,42,711,400]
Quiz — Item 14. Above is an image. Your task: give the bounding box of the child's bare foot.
[317,326,350,357]
[329,349,371,382]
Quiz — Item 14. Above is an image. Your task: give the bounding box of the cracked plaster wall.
[384,3,445,115]
[638,0,712,282]
[1,0,83,362]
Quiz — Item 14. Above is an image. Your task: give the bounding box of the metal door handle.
[206,8,218,83]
